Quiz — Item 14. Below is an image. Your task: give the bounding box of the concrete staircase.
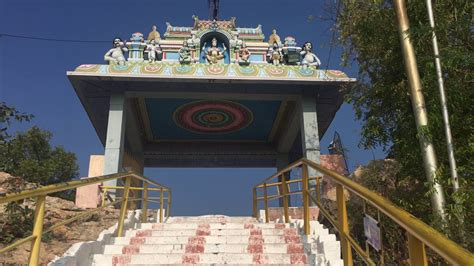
[87,215,342,265]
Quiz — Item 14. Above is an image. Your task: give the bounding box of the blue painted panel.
[145,98,281,141]
[165,52,179,60]
[250,54,265,62]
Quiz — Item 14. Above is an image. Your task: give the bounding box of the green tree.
[0,102,34,143]
[334,0,473,249]
[0,126,79,185]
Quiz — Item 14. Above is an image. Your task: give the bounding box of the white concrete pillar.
[299,96,320,206]
[103,93,127,187]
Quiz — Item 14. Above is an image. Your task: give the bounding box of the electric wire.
[0,33,109,43]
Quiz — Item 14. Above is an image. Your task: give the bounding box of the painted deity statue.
[230,33,243,51]
[268,29,282,45]
[146,40,162,63]
[300,41,321,69]
[186,32,200,49]
[179,41,192,64]
[104,37,128,65]
[238,43,251,65]
[202,37,226,64]
[147,25,161,42]
[268,41,283,66]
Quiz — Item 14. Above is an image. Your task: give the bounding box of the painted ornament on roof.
[173,100,253,134]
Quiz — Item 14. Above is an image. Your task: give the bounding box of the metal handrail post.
[160,187,164,223]
[408,233,428,266]
[281,174,289,223]
[142,183,148,223]
[101,188,107,207]
[28,195,46,266]
[116,176,132,237]
[252,187,258,218]
[336,184,353,266]
[302,164,310,235]
[263,183,269,223]
[167,190,171,218]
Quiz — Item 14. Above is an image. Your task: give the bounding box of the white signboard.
[363,214,381,251]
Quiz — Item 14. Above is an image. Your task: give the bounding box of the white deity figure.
[146,40,162,63]
[104,38,128,65]
[186,32,200,49]
[300,41,321,69]
[230,33,243,51]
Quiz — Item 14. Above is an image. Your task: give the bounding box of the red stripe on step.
[112,255,131,266]
[135,229,152,237]
[129,237,146,245]
[287,243,305,254]
[283,235,301,244]
[196,224,211,236]
[290,254,307,264]
[252,254,268,264]
[122,245,140,254]
[182,254,200,264]
[275,224,285,229]
[250,228,262,235]
[283,228,298,235]
[248,235,264,245]
[247,243,263,253]
[244,223,255,229]
[188,236,206,245]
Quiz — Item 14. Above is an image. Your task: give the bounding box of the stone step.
[167,216,257,223]
[137,223,289,230]
[111,235,302,245]
[125,228,298,237]
[102,243,306,255]
[92,253,310,265]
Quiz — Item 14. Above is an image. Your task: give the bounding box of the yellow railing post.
[101,188,107,207]
[316,176,321,204]
[142,183,148,223]
[116,176,132,237]
[336,183,353,266]
[167,190,171,218]
[28,195,46,266]
[302,164,310,235]
[281,174,289,223]
[263,183,269,223]
[252,187,258,218]
[160,187,164,223]
[407,233,428,266]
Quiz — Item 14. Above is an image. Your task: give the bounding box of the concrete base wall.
[75,155,104,209]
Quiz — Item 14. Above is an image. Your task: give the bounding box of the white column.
[103,92,127,187]
[299,96,320,207]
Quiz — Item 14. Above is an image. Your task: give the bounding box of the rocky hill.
[0,172,120,265]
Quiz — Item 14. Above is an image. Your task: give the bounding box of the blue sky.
[0,0,385,215]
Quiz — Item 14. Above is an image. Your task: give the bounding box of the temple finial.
[208,0,219,20]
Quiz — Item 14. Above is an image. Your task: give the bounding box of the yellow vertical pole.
[253,187,258,218]
[302,164,310,235]
[142,183,148,223]
[160,187,164,223]
[336,183,353,266]
[101,188,107,207]
[407,233,428,266]
[116,176,131,237]
[316,176,321,204]
[281,174,289,223]
[167,190,171,218]
[28,195,46,266]
[263,183,269,223]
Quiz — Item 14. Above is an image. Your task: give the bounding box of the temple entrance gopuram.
[68,16,354,194]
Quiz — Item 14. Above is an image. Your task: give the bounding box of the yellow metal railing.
[0,171,171,266]
[253,158,474,266]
